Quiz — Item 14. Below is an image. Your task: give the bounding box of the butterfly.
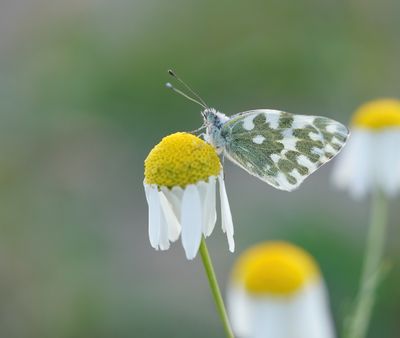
[167,70,349,191]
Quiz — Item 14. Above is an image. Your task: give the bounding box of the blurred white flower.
[227,241,335,338]
[332,99,400,198]
[143,132,234,260]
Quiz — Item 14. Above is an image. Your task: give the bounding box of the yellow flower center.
[232,241,320,295]
[352,99,400,129]
[144,132,221,188]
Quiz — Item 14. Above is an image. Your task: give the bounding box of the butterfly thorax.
[203,108,229,153]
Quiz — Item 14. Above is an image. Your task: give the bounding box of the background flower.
[332,99,400,338]
[332,99,400,198]
[227,241,335,338]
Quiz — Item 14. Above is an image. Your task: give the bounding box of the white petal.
[181,185,203,260]
[162,185,184,220]
[290,282,336,338]
[196,180,210,235]
[393,131,400,194]
[376,130,400,196]
[218,173,234,252]
[203,176,217,237]
[160,188,181,242]
[249,297,288,338]
[144,182,150,203]
[158,205,170,250]
[147,185,161,250]
[236,281,335,338]
[227,285,251,337]
[332,130,373,198]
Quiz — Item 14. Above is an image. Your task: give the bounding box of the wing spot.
[276,172,295,190]
[309,132,322,141]
[280,138,297,151]
[297,155,317,171]
[311,147,324,156]
[331,136,343,146]
[265,113,280,129]
[292,116,313,129]
[326,124,338,133]
[271,154,280,163]
[325,144,337,154]
[290,169,304,182]
[242,115,255,130]
[252,135,266,144]
[281,128,293,138]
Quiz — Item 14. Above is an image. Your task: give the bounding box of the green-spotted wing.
[220,109,349,191]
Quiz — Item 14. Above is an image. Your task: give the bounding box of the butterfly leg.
[188,125,206,135]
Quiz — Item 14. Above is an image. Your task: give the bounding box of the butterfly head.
[202,108,229,128]
[165,70,228,151]
[201,108,229,153]
[165,70,228,128]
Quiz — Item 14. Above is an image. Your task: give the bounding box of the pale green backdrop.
[0,1,399,337]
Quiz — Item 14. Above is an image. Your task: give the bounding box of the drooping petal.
[351,132,374,198]
[144,182,150,203]
[376,130,400,196]
[231,282,335,338]
[196,180,209,235]
[218,173,234,252]
[332,130,373,198]
[146,185,161,250]
[160,187,181,242]
[227,285,251,338]
[203,176,217,237]
[290,282,336,338]
[158,206,170,250]
[162,185,184,220]
[393,131,400,193]
[249,297,288,338]
[181,184,203,260]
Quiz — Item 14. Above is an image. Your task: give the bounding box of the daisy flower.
[144,132,235,337]
[144,132,234,260]
[227,241,335,338]
[332,99,400,338]
[332,98,400,198]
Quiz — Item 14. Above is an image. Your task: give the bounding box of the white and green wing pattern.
[221,109,349,191]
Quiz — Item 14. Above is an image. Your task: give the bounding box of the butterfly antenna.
[168,69,209,108]
[165,82,207,109]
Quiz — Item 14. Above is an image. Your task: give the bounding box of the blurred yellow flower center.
[232,241,320,295]
[352,99,400,129]
[144,132,221,188]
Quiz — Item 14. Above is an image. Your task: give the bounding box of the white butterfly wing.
[221,109,349,191]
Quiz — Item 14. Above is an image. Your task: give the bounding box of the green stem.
[344,189,388,338]
[199,237,234,338]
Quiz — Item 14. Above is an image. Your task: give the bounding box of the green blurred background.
[1,0,399,337]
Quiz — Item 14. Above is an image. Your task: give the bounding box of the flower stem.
[344,189,388,338]
[199,237,234,338]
